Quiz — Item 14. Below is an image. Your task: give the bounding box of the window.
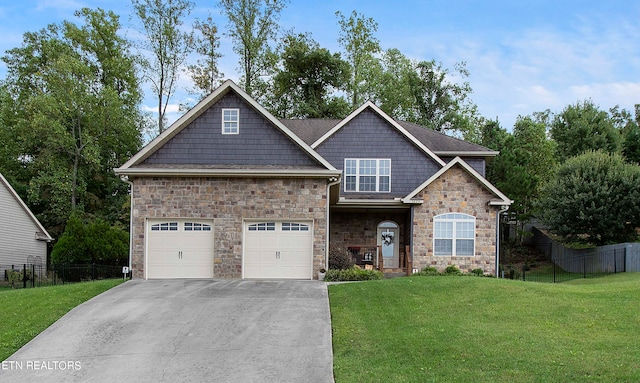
[282,222,309,231]
[248,222,276,231]
[151,222,178,231]
[222,108,239,134]
[433,213,475,256]
[184,222,212,231]
[344,159,391,192]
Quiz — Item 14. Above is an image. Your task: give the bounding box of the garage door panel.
[147,220,214,279]
[243,221,312,279]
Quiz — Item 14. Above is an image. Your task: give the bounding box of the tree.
[375,48,420,122]
[219,0,288,99]
[132,0,194,134]
[538,151,640,246]
[611,104,640,164]
[186,15,223,99]
[336,10,381,108]
[550,100,621,162]
[269,32,350,118]
[411,60,479,136]
[1,8,143,236]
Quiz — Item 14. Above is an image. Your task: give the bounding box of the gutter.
[325,176,342,273]
[121,176,134,278]
[114,167,342,178]
[496,204,510,278]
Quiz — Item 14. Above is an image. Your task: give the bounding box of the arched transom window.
[433,213,475,256]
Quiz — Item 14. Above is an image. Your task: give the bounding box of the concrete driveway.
[1,280,334,382]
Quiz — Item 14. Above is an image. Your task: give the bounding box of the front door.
[377,221,399,269]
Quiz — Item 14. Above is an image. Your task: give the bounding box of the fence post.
[553,261,556,283]
[583,257,586,279]
[31,264,35,288]
[23,264,27,288]
[62,263,65,285]
[92,263,96,281]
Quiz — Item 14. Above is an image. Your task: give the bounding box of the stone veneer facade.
[411,166,499,275]
[130,176,329,279]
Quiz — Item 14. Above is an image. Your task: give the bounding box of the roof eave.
[114,167,342,178]
[435,151,500,157]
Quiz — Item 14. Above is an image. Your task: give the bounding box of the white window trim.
[433,213,476,257]
[222,108,239,135]
[344,158,391,193]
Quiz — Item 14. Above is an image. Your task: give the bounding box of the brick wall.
[130,176,328,279]
[411,166,499,274]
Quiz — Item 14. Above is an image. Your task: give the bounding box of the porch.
[346,244,413,277]
[329,208,413,277]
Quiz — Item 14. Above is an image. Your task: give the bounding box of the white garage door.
[147,220,214,279]
[244,221,313,279]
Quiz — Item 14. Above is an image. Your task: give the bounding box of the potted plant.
[318,268,326,281]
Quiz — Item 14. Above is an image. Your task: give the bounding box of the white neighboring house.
[0,172,52,273]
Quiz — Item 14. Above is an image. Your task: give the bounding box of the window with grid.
[151,222,178,231]
[222,109,239,134]
[344,159,391,192]
[433,213,475,256]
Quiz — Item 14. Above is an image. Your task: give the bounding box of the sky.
[0,0,638,131]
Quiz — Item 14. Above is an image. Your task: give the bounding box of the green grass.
[329,273,640,383]
[0,279,125,361]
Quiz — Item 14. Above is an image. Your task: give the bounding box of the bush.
[471,268,484,276]
[324,266,384,281]
[52,214,129,266]
[444,265,462,275]
[329,245,354,270]
[416,266,441,276]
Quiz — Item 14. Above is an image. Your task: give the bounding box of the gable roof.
[309,101,446,167]
[116,80,338,177]
[396,121,499,157]
[0,172,52,241]
[402,157,512,206]
[280,109,497,159]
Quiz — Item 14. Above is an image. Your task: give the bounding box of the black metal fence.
[505,247,627,283]
[1,263,126,289]
[502,226,638,283]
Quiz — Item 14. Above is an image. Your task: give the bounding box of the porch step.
[383,269,407,278]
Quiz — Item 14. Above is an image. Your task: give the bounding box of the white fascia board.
[312,101,446,167]
[335,198,408,208]
[120,80,336,172]
[402,157,513,205]
[434,151,500,157]
[0,172,53,241]
[114,167,342,178]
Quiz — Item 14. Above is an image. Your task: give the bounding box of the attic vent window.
[222,108,239,134]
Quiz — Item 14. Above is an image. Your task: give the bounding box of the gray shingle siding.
[143,92,320,167]
[441,157,486,177]
[315,108,441,197]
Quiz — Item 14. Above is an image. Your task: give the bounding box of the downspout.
[121,176,134,279]
[325,176,341,272]
[496,205,510,278]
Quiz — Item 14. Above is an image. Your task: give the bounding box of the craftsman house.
[115,80,511,279]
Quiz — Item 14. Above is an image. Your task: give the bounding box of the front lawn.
[0,279,125,361]
[329,273,640,382]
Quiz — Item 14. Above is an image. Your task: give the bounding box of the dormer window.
[222,108,239,134]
